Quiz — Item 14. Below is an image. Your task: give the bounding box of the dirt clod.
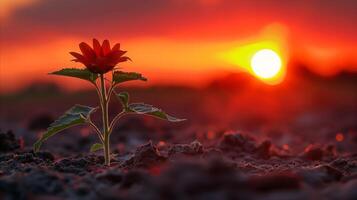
[168,140,204,155]
[219,132,257,153]
[122,141,167,169]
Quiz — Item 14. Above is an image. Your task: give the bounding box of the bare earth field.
[0,69,356,200]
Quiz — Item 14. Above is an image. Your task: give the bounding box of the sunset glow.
[1,0,357,92]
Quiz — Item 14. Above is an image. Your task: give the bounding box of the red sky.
[1,0,357,92]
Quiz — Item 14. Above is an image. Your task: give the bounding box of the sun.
[251,49,282,79]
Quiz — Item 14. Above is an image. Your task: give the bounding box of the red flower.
[70,39,131,74]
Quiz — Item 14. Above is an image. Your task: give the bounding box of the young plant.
[33,39,185,166]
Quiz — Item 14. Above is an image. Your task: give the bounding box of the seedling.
[33,39,185,166]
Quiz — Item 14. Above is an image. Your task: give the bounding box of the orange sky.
[1,0,357,93]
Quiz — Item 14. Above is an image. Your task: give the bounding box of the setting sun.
[219,25,288,85]
[251,49,282,79]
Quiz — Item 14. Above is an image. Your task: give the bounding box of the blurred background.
[0,0,356,154]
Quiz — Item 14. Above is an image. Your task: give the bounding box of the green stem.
[109,111,126,132]
[100,74,111,166]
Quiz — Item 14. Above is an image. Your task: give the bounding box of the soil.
[0,129,356,200]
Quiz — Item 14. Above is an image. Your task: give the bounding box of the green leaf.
[33,104,97,152]
[50,68,98,83]
[128,103,185,122]
[116,91,129,109]
[90,143,103,152]
[112,71,147,85]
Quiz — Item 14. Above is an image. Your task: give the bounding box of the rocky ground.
[0,129,356,200]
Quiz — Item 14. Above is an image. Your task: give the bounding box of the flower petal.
[69,51,84,60]
[108,50,127,59]
[69,51,90,65]
[112,43,120,51]
[109,56,131,66]
[79,42,96,60]
[92,39,101,56]
[119,56,131,62]
[107,51,127,65]
[101,40,111,56]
